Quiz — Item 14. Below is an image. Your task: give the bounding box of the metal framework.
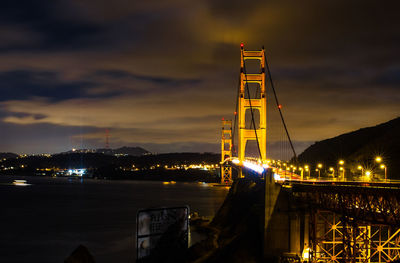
[290,182,400,226]
[221,119,232,184]
[309,210,400,263]
[238,46,267,164]
[284,182,400,262]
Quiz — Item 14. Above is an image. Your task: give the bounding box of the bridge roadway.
[230,158,400,227]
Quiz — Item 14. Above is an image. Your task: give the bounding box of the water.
[0,176,228,263]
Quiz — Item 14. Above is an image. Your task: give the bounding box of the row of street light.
[269,156,388,182]
[323,156,388,182]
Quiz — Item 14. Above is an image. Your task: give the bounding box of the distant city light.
[67,169,86,176]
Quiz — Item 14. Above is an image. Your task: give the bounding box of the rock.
[186,178,266,262]
[64,245,96,263]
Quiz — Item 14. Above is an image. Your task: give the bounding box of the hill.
[0,152,18,159]
[65,146,150,156]
[96,146,149,156]
[298,117,400,179]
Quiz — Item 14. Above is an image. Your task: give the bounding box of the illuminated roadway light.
[302,247,310,261]
[274,173,285,181]
[339,160,344,165]
[242,160,264,174]
[317,163,323,169]
[375,156,382,163]
[232,159,240,164]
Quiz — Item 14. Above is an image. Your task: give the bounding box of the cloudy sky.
[0,0,399,155]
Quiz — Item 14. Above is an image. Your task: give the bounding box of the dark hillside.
[0,152,18,159]
[298,117,400,179]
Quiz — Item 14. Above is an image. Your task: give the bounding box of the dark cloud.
[0,1,108,52]
[373,67,400,86]
[93,70,201,85]
[0,121,100,154]
[0,0,399,154]
[0,70,119,101]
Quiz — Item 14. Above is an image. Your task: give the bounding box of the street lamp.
[339,167,345,181]
[338,160,345,180]
[329,167,335,178]
[317,163,323,178]
[375,156,382,163]
[365,170,372,181]
[304,165,310,178]
[380,164,387,182]
[357,165,364,179]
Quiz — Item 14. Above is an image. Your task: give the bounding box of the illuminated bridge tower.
[220,119,233,184]
[238,45,267,168]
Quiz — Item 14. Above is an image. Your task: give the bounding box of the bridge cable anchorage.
[263,51,298,162]
[241,48,263,160]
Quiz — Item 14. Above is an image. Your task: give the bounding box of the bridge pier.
[264,169,309,260]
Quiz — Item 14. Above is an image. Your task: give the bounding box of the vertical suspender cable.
[263,52,298,162]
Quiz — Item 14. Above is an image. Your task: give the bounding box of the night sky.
[0,0,399,154]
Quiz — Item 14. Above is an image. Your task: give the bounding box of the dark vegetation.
[298,117,400,179]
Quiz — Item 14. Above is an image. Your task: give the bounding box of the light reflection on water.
[0,176,228,263]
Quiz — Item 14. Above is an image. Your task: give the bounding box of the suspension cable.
[263,51,298,162]
[231,75,240,155]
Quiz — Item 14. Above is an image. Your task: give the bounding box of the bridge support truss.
[238,46,267,167]
[309,210,400,263]
[220,119,232,184]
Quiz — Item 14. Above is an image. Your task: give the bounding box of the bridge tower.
[220,119,233,184]
[238,45,267,167]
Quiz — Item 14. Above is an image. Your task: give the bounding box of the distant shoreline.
[1,168,221,183]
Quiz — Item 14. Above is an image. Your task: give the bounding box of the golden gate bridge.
[218,44,400,262]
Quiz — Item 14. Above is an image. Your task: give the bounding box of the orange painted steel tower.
[238,45,267,166]
[220,119,232,184]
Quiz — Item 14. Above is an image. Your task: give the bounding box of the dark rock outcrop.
[64,245,96,263]
[186,179,266,263]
